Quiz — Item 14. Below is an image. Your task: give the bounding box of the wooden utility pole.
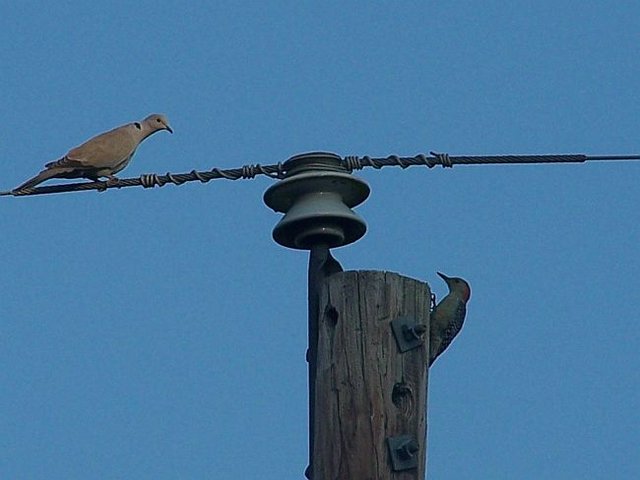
[312,270,430,479]
[263,153,432,478]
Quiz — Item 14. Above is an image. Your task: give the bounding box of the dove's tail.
[13,169,61,191]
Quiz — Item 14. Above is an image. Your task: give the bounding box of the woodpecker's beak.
[437,271,453,288]
[436,271,450,282]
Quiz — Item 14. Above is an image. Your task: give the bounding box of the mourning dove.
[14,113,173,191]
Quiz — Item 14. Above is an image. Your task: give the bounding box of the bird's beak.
[437,271,450,282]
[165,125,173,134]
[436,272,451,285]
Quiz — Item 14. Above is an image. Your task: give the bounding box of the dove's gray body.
[15,114,172,191]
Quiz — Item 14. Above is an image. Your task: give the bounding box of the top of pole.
[263,152,370,250]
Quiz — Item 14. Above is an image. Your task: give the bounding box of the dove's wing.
[46,124,139,171]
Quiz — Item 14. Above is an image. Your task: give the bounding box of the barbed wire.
[2,152,639,197]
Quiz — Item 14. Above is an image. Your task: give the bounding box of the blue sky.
[1,2,639,479]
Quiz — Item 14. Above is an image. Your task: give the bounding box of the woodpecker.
[429,272,471,367]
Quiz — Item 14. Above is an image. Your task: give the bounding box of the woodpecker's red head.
[437,272,471,302]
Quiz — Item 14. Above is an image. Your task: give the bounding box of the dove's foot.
[104,176,120,187]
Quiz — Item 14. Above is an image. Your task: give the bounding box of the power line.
[3,152,639,197]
